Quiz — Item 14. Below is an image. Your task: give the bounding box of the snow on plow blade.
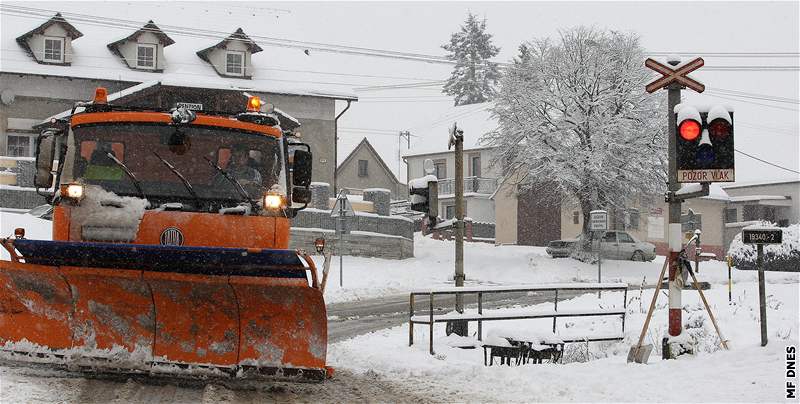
[0,239,327,381]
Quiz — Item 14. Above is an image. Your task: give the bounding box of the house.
[336,138,406,200]
[492,174,563,247]
[0,5,357,208]
[402,103,562,245]
[559,180,799,259]
[403,103,500,224]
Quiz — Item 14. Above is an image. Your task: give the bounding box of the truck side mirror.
[34,131,57,189]
[292,187,311,204]
[292,149,312,187]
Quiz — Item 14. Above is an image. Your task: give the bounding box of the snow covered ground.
[2,211,797,304]
[330,281,799,402]
[1,211,798,401]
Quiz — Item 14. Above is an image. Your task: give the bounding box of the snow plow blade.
[0,239,327,381]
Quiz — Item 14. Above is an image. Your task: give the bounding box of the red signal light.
[679,120,701,141]
[708,119,731,141]
[247,96,262,112]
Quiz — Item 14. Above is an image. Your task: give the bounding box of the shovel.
[628,258,669,364]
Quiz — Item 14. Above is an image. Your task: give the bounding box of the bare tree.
[484,27,667,236]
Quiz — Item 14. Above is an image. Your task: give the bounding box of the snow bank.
[728,222,799,271]
[312,234,799,304]
[329,281,799,402]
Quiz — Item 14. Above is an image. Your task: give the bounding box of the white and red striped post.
[668,223,683,338]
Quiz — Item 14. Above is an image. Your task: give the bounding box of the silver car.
[596,231,656,261]
[547,231,656,261]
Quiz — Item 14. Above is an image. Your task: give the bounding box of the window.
[445,204,455,219]
[572,211,579,225]
[136,44,156,68]
[724,208,738,223]
[358,160,368,177]
[626,209,640,230]
[433,159,446,179]
[226,51,245,76]
[601,232,617,243]
[470,155,481,177]
[6,135,33,157]
[618,232,635,243]
[43,37,64,62]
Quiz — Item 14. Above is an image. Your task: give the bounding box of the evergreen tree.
[442,13,501,106]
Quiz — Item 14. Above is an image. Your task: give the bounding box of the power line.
[5,5,799,71]
[709,88,799,104]
[710,94,800,112]
[706,90,800,105]
[735,149,800,174]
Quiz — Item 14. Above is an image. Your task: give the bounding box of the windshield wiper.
[203,156,258,211]
[106,152,147,200]
[152,152,201,207]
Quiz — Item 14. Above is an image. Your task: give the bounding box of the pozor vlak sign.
[674,103,735,183]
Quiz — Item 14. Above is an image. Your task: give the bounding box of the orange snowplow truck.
[0,88,330,381]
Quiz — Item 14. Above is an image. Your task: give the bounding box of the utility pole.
[447,123,467,336]
[398,130,411,176]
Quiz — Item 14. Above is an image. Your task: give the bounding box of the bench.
[482,331,566,366]
[408,283,628,355]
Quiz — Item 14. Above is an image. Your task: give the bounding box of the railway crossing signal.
[675,105,735,183]
[645,57,705,93]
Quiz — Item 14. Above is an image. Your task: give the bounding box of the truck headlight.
[263,193,285,210]
[60,183,84,203]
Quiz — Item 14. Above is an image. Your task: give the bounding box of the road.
[0,289,597,403]
[327,289,589,343]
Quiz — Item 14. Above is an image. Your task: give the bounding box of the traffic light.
[409,175,438,221]
[675,104,734,183]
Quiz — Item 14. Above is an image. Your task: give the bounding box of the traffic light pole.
[454,132,465,313]
[666,82,683,344]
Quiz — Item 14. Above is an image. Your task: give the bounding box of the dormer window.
[196,28,262,79]
[225,51,244,76]
[107,20,174,72]
[43,36,64,63]
[137,44,157,69]
[16,13,82,65]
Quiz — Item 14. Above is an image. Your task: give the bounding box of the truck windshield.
[69,123,286,205]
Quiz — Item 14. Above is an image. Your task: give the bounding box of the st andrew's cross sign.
[645,57,705,93]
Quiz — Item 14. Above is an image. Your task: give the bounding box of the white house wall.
[406,148,499,181]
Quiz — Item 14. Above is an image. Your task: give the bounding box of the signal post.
[647,56,707,346]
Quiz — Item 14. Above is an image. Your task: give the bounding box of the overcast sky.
[8,1,797,185]
[259,1,798,185]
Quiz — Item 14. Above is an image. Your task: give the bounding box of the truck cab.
[34,88,313,250]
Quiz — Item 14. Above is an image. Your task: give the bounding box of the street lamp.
[314,237,326,254]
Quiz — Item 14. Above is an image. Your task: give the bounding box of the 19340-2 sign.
[742,229,783,245]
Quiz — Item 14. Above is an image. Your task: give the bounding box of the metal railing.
[437,176,497,195]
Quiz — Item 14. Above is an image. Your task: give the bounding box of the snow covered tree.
[483,27,667,237]
[442,13,501,106]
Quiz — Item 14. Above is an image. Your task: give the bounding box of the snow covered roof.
[1,3,357,100]
[728,195,791,203]
[403,102,497,157]
[677,183,731,201]
[722,179,800,189]
[107,20,175,58]
[196,27,263,62]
